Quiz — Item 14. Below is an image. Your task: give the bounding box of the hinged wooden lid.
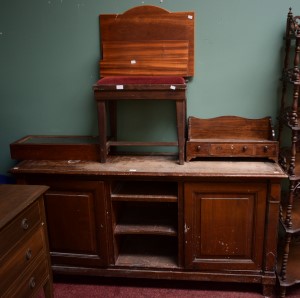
[99,6,195,78]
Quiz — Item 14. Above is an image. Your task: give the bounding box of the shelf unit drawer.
[210,143,255,156]
[186,141,278,160]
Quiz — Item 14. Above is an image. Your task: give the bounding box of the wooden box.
[10,135,100,161]
[186,116,279,162]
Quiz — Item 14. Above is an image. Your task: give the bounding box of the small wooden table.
[0,184,53,298]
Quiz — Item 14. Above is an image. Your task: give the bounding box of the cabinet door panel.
[45,191,97,253]
[21,178,108,267]
[184,182,266,271]
[197,195,254,258]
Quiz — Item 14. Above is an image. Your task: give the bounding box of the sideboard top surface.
[10,155,287,179]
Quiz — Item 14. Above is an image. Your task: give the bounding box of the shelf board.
[116,253,178,269]
[277,237,300,287]
[115,223,177,236]
[111,181,178,202]
[113,201,178,236]
[111,194,178,202]
[115,235,178,269]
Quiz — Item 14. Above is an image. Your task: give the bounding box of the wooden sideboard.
[10,155,286,297]
[0,184,53,298]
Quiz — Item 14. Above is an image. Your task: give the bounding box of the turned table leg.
[176,100,186,165]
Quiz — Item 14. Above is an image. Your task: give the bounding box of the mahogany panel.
[188,116,274,140]
[101,40,189,77]
[184,182,267,271]
[17,178,109,267]
[45,192,97,253]
[100,6,194,77]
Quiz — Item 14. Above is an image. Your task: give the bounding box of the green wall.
[1,0,300,175]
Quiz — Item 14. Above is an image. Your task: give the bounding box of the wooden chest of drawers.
[0,184,53,298]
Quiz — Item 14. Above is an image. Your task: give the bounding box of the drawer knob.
[242,146,248,152]
[264,146,269,152]
[29,277,36,289]
[25,249,32,260]
[196,145,201,151]
[21,218,29,230]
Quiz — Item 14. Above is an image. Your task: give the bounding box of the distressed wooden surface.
[10,155,286,178]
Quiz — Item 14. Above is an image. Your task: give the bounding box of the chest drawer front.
[0,227,45,295]
[2,254,49,298]
[0,201,41,258]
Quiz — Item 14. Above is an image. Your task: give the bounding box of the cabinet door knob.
[264,146,269,152]
[29,277,36,289]
[25,249,32,260]
[21,218,29,230]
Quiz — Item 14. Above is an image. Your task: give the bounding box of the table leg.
[97,101,107,163]
[176,100,185,165]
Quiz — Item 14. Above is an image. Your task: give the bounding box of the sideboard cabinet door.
[19,177,109,267]
[184,182,267,271]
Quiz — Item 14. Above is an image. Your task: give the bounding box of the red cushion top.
[97,76,185,85]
